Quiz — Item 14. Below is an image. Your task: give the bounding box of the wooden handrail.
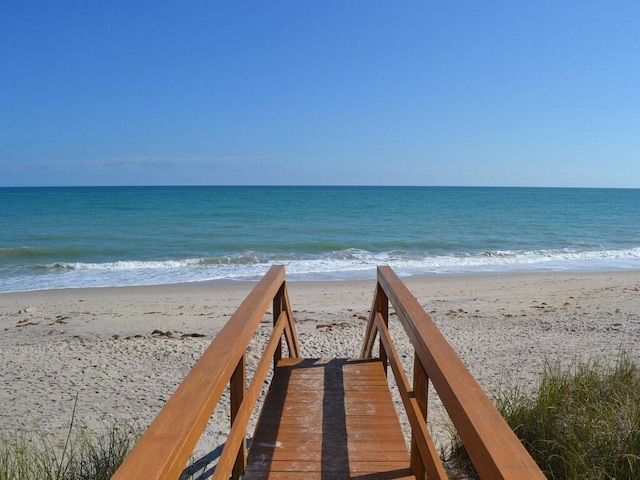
[374,312,448,479]
[362,266,546,479]
[112,265,299,480]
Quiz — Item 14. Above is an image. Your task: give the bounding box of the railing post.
[230,353,247,479]
[281,281,301,358]
[273,284,284,365]
[410,352,429,479]
[377,288,389,376]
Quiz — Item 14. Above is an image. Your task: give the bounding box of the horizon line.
[0,184,638,190]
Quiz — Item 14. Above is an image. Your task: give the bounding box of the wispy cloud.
[98,155,289,169]
[1,154,294,186]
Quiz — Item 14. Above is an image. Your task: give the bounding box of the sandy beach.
[1,270,639,463]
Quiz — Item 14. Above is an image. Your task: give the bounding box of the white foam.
[53,259,202,270]
[2,247,640,293]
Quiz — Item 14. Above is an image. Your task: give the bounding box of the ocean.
[0,186,638,292]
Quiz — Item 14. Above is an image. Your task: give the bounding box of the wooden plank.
[246,460,413,473]
[250,427,408,447]
[243,470,416,480]
[247,447,411,463]
[258,395,397,410]
[249,438,410,453]
[251,430,407,446]
[245,358,416,479]
[256,415,401,427]
[266,379,392,389]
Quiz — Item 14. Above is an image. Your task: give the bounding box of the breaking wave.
[2,247,640,292]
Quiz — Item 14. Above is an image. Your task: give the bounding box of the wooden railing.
[112,265,299,480]
[113,265,544,479]
[361,266,545,479]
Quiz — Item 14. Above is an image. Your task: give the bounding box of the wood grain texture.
[245,358,416,480]
[112,265,288,480]
[375,266,546,479]
[112,265,545,480]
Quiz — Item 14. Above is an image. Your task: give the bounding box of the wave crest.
[2,247,640,292]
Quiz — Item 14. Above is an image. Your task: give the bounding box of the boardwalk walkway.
[245,358,415,479]
[112,265,545,480]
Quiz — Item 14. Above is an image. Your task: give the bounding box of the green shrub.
[0,421,138,480]
[446,351,640,479]
[64,422,139,480]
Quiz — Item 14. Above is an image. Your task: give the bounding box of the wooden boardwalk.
[112,265,546,480]
[245,358,415,479]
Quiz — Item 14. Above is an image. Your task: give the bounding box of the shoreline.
[1,269,639,455]
[3,265,640,295]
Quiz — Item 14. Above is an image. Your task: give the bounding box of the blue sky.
[1,1,638,187]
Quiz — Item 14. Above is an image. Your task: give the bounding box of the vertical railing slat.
[410,352,429,479]
[377,287,389,376]
[361,283,382,358]
[230,354,247,479]
[281,281,301,358]
[273,285,284,364]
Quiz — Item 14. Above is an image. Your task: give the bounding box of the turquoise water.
[0,186,638,292]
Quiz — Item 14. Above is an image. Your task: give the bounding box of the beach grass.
[0,416,139,480]
[3,353,639,479]
[445,351,640,479]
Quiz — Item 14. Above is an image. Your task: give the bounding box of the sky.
[1,1,639,188]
